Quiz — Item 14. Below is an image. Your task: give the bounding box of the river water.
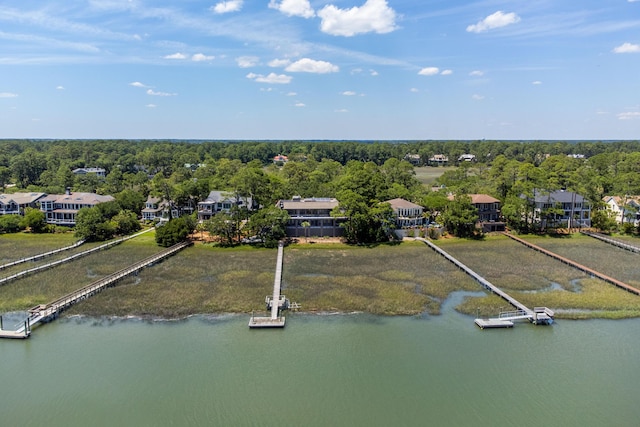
[1,299,639,427]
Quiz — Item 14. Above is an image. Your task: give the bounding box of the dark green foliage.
[0,215,23,233]
[246,206,289,247]
[441,194,478,238]
[115,189,146,213]
[111,210,142,235]
[155,217,193,247]
[75,207,116,241]
[20,207,47,233]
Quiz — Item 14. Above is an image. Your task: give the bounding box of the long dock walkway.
[503,232,640,296]
[0,240,192,339]
[0,228,153,287]
[0,239,85,272]
[415,237,553,327]
[249,242,287,328]
[580,230,640,254]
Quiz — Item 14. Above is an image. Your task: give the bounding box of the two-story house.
[448,194,505,232]
[141,196,170,222]
[39,189,115,226]
[276,196,346,238]
[603,195,640,226]
[0,192,47,216]
[197,191,253,221]
[72,167,106,178]
[385,198,425,228]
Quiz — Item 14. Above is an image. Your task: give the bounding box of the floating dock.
[249,242,287,328]
[416,237,554,329]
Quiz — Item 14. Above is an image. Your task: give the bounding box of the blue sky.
[1,0,639,140]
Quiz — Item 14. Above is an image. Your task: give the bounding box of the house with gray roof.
[197,191,253,221]
[385,198,425,228]
[0,192,47,215]
[529,190,591,228]
[39,189,115,226]
[277,196,346,238]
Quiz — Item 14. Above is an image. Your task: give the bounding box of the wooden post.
[0,315,3,330]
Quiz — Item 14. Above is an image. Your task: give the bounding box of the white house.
[39,189,115,226]
[0,192,47,215]
[72,167,106,178]
[530,190,591,228]
[277,196,346,237]
[197,191,252,221]
[385,198,425,228]
[603,195,640,226]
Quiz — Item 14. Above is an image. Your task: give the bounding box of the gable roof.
[384,198,423,210]
[469,194,500,204]
[0,192,47,205]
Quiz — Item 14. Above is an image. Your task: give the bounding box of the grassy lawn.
[0,232,79,264]
[414,166,455,186]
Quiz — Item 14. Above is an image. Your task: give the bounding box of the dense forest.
[1,139,639,242]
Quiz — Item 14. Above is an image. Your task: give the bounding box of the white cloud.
[212,0,243,14]
[192,53,215,62]
[129,81,148,88]
[286,92,297,96]
[532,80,542,85]
[441,69,453,75]
[285,58,339,73]
[56,86,65,90]
[472,94,485,100]
[147,89,176,96]
[269,0,315,18]
[410,88,419,93]
[146,104,157,108]
[418,67,439,76]
[0,92,18,98]
[295,102,306,107]
[370,69,379,76]
[469,70,484,77]
[335,108,349,113]
[164,52,187,60]
[342,91,357,96]
[236,56,259,68]
[246,72,293,84]
[318,0,398,37]
[269,58,292,67]
[618,112,640,120]
[467,11,521,33]
[628,0,640,3]
[613,42,640,53]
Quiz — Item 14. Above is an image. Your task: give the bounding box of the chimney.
[65,187,71,195]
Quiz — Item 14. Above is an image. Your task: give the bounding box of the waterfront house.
[457,154,476,162]
[39,189,115,226]
[428,154,449,166]
[385,198,425,228]
[603,195,640,226]
[448,193,505,232]
[0,192,47,216]
[141,196,170,222]
[276,196,346,238]
[529,190,591,228]
[197,191,253,221]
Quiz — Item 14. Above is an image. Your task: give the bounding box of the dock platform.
[474,318,514,329]
[249,242,287,328]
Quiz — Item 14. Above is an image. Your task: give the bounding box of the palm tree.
[301,221,311,242]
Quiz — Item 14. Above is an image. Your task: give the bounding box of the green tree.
[205,212,237,246]
[0,214,23,233]
[155,217,192,247]
[247,206,289,248]
[75,207,116,241]
[111,210,141,235]
[441,194,478,238]
[20,207,47,233]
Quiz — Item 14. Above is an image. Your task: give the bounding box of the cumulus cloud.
[295,102,306,107]
[469,70,484,77]
[192,53,215,61]
[269,0,315,18]
[129,82,149,88]
[370,69,379,76]
[472,94,485,100]
[286,92,297,96]
[467,11,521,33]
[285,58,339,73]
[318,0,398,37]
[164,52,187,60]
[246,72,293,84]
[613,42,640,53]
[56,86,65,90]
[532,80,542,85]
[418,67,439,76]
[212,0,243,14]
[618,112,640,120]
[0,92,18,98]
[147,89,176,96]
[236,56,259,68]
[146,104,157,108]
[342,91,357,96]
[268,58,292,67]
[440,69,453,75]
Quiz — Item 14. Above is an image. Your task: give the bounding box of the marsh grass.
[0,232,78,264]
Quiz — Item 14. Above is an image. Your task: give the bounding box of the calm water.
[1,300,639,427]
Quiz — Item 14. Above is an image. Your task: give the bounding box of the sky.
[1,0,640,141]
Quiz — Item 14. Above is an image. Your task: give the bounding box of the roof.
[384,198,423,210]
[0,192,47,205]
[469,194,500,204]
[200,190,243,204]
[278,197,339,211]
[40,192,114,205]
[603,195,640,205]
[532,190,585,204]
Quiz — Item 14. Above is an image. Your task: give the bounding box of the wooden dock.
[0,240,192,339]
[503,232,640,296]
[416,237,554,328]
[249,242,287,328]
[580,230,640,254]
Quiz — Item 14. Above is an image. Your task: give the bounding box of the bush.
[155,217,193,247]
[0,215,23,233]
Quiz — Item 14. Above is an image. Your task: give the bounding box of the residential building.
[385,198,425,228]
[72,167,106,178]
[458,153,476,162]
[141,196,170,222]
[277,196,346,237]
[603,195,640,226]
[0,192,47,215]
[197,191,252,221]
[529,190,591,228]
[428,154,448,166]
[448,193,505,232]
[39,189,115,226]
[273,154,289,164]
[403,153,421,165]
